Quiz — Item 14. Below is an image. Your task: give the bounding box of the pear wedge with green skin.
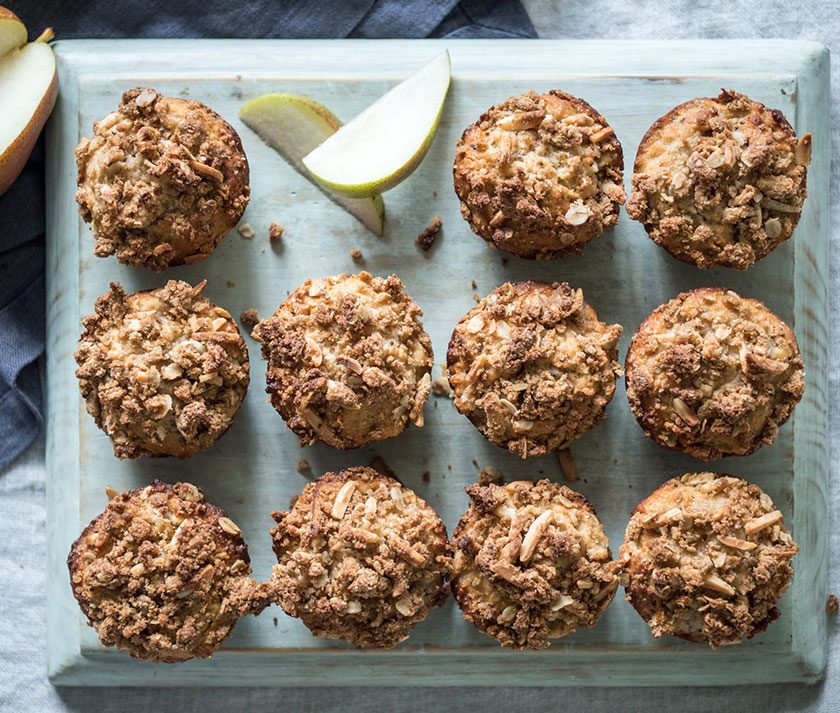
[240,93,384,236]
[0,7,58,196]
[302,51,451,199]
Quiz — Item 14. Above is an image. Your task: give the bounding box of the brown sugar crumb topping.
[252,272,434,449]
[625,287,804,460]
[619,473,798,647]
[452,478,616,649]
[416,216,442,251]
[74,280,249,459]
[75,88,250,271]
[67,481,272,662]
[627,90,811,270]
[453,90,625,260]
[270,467,452,648]
[447,281,622,458]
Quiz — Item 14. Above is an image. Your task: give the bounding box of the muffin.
[75,280,249,459]
[67,481,272,662]
[625,287,804,460]
[451,474,617,649]
[453,90,625,259]
[75,87,250,270]
[619,472,798,646]
[270,467,452,648]
[252,272,433,449]
[627,90,811,270]
[446,281,622,458]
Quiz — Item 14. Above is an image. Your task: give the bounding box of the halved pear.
[240,93,384,236]
[0,7,57,196]
[302,51,451,198]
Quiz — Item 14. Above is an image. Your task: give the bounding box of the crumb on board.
[501,257,508,266]
[297,459,311,474]
[557,448,579,482]
[238,223,254,239]
[239,309,259,331]
[226,280,235,288]
[415,216,442,252]
[477,466,503,485]
[422,471,430,483]
[431,376,452,397]
[350,248,363,261]
[471,280,477,289]
[269,223,284,241]
[828,594,838,615]
[471,458,479,468]
[273,617,279,627]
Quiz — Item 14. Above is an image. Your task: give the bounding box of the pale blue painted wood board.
[45,39,829,686]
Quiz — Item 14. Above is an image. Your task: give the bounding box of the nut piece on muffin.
[270,467,452,648]
[75,87,250,270]
[619,472,798,647]
[627,89,811,270]
[446,281,622,458]
[75,280,250,459]
[68,481,272,662]
[625,287,804,460]
[252,272,434,449]
[453,90,625,260]
[451,475,617,649]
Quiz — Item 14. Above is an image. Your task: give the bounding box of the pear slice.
[302,51,451,198]
[240,93,384,236]
[0,7,57,196]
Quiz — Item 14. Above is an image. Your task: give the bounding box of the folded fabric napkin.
[0,0,534,470]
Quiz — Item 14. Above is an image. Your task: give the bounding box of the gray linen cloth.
[1,0,837,711]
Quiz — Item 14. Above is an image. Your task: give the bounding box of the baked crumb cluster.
[625,287,804,460]
[68,481,272,662]
[454,90,625,259]
[447,281,622,458]
[74,280,250,459]
[75,87,250,270]
[627,90,811,270]
[252,272,434,449]
[619,472,798,647]
[451,475,616,649]
[270,467,452,647]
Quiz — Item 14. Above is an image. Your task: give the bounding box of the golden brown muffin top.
[67,481,272,662]
[627,90,811,270]
[75,87,250,270]
[252,272,433,450]
[270,467,452,648]
[619,472,798,647]
[74,280,250,459]
[451,474,616,649]
[625,287,804,460]
[447,281,622,458]
[453,90,625,259]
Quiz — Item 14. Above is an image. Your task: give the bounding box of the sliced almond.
[497,109,545,131]
[519,510,554,563]
[499,605,518,622]
[395,596,414,617]
[744,510,783,536]
[564,202,591,226]
[673,397,699,426]
[218,517,240,536]
[590,125,614,142]
[704,574,735,597]
[764,217,782,239]
[331,481,356,520]
[717,535,757,551]
[795,134,812,166]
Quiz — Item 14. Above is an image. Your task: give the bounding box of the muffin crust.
[252,272,433,449]
[75,280,250,459]
[453,90,625,259]
[625,287,804,460]
[68,481,272,662]
[75,87,250,270]
[270,467,452,648]
[452,475,616,649]
[627,90,811,270]
[447,281,622,458]
[619,472,798,646]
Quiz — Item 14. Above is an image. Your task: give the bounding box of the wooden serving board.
[45,39,829,687]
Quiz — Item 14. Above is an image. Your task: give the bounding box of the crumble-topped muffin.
[627,90,811,270]
[75,87,250,270]
[453,90,625,259]
[67,481,272,662]
[270,467,452,648]
[446,281,622,458]
[625,287,804,460]
[451,474,617,649]
[252,272,434,449]
[619,472,798,646]
[74,280,249,459]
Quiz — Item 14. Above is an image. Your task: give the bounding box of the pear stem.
[35,27,55,43]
